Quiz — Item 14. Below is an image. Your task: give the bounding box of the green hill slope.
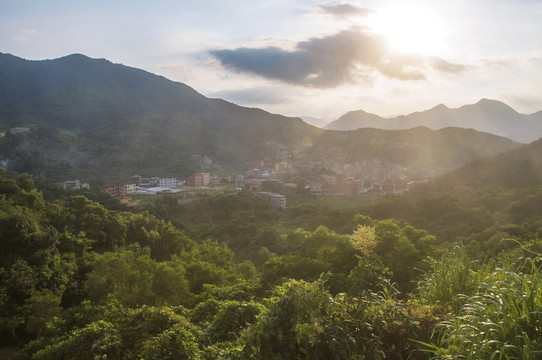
[0,53,317,180]
[0,53,521,182]
[435,138,542,189]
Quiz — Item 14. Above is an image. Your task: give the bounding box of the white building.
[244,178,262,190]
[270,193,286,209]
[64,180,80,189]
[124,183,136,195]
[201,173,211,186]
[60,180,90,190]
[257,192,287,209]
[159,178,178,188]
[234,175,245,185]
[139,177,158,188]
[310,182,322,195]
[209,175,220,186]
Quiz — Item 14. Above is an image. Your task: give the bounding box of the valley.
[1,53,542,360]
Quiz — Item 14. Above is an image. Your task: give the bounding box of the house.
[187,173,203,187]
[309,182,322,195]
[257,192,287,209]
[201,173,211,186]
[58,180,89,190]
[270,193,287,209]
[103,184,126,198]
[341,178,364,197]
[244,178,262,190]
[130,175,142,185]
[380,177,408,195]
[234,175,245,186]
[159,178,177,188]
[124,183,136,195]
[138,177,160,188]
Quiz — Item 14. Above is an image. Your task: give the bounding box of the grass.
[424,256,542,359]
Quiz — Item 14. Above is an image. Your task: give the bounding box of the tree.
[84,245,192,307]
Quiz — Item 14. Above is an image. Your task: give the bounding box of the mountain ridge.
[0,52,319,177]
[0,53,522,182]
[325,98,542,143]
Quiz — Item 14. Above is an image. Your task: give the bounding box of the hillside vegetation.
[1,150,542,359]
[1,53,542,358]
[0,53,315,180]
[0,53,519,182]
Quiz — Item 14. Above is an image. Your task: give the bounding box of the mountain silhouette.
[325,99,542,143]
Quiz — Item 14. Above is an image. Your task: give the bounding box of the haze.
[1,0,541,118]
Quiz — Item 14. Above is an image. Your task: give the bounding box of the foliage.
[27,301,202,360]
[417,246,493,313]
[85,245,192,307]
[3,168,542,359]
[122,210,195,261]
[426,257,542,358]
[237,278,437,359]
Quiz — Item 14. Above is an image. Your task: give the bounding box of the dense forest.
[1,168,541,359]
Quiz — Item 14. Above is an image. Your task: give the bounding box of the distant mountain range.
[300,116,334,128]
[0,53,522,182]
[325,100,542,143]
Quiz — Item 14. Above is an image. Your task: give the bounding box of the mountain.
[0,53,522,182]
[299,116,334,128]
[325,99,542,143]
[324,110,387,131]
[0,53,319,180]
[313,126,519,176]
[434,138,542,189]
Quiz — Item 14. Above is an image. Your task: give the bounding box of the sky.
[1,0,542,120]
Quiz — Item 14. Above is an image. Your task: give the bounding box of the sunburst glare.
[366,3,448,56]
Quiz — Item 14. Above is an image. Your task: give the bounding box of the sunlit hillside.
[2,0,542,358]
[0,54,520,183]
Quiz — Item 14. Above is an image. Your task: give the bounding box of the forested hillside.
[0,53,520,182]
[433,138,542,189]
[1,165,541,359]
[313,126,519,170]
[0,53,315,180]
[1,53,541,360]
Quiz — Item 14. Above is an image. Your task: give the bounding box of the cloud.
[13,28,37,42]
[528,55,542,69]
[210,28,467,88]
[318,3,372,19]
[501,93,542,113]
[429,57,469,73]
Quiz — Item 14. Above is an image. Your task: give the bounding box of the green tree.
[123,211,195,261]
[85,245,166,307]
[139,321,202,360]
[62,195,126,252]
[152,262,192,306]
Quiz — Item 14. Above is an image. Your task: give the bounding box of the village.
[57,140,433,210]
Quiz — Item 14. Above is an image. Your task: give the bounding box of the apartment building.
[103,184,126,198]
[187,173,203,187]
[159,178,178,188]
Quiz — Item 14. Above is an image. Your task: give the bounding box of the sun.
[366,4,447,55]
